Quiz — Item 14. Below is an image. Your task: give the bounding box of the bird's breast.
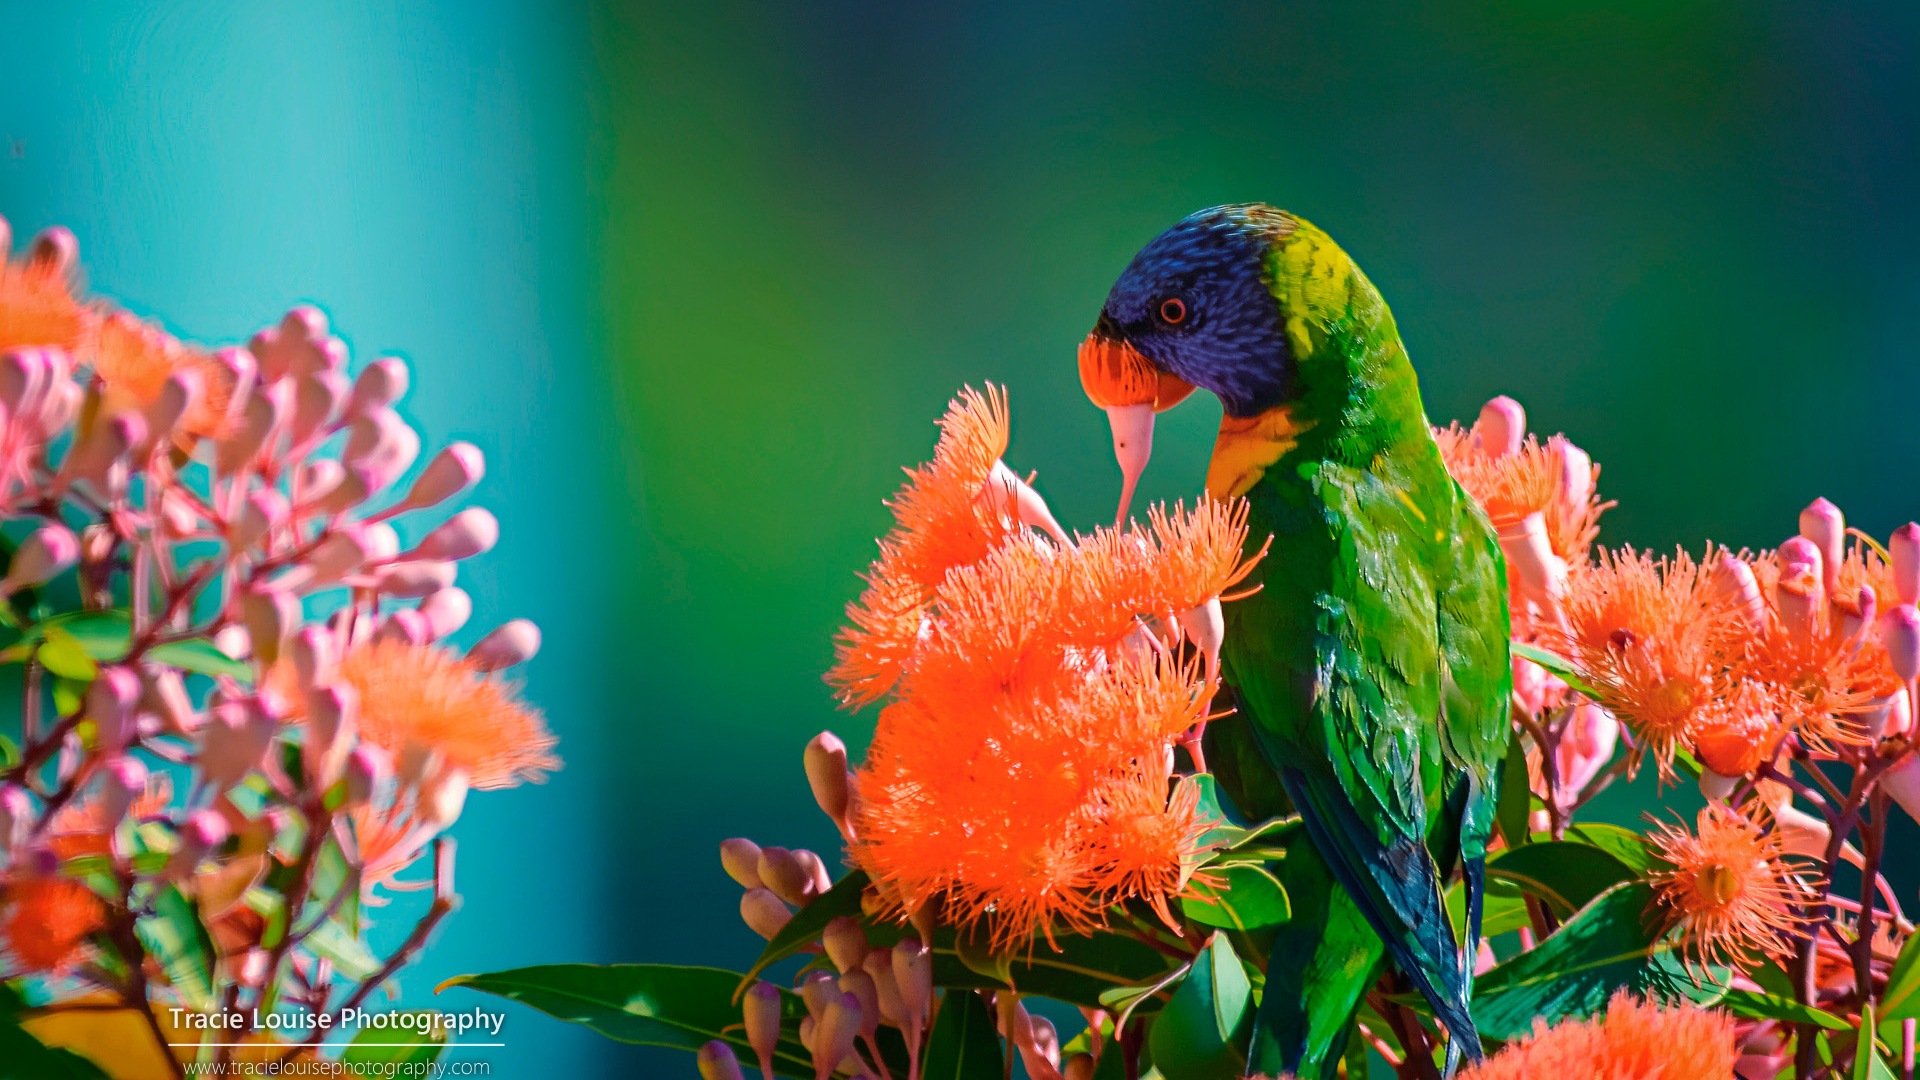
[1206,405,1316,498]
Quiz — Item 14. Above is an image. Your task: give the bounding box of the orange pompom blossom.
[1458,992,1737,1080]
[1648,801,1818,972]
[829,386,1260,950]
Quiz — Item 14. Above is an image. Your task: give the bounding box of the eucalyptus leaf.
[921,988,1005,1080]
[1880,925,1920,1021]
[1510,641,1601,698]
[1181,863,1290,931]
[1550,823,1657,874]
[1148,934,1253,1080]
[930,924,1181,1009]
[739,870,869,988]
[1486,839,1638,918]
[303,916,381,981]
[136,886,217,1010]
[340,1013,447,1066]
[439,964,813,1077]
[1470,882,1725,1040]
[1496,735,1533,849]
[1719,989,1852,1031]
[38,627,97,681]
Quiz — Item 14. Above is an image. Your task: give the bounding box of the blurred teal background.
[7,1,1920,1074]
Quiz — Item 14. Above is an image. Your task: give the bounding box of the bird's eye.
[1158,297,1187,325]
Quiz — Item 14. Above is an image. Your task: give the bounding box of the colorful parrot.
[1079,204,1513,1078]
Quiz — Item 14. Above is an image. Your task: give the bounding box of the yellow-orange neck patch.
[1206,406,1314,499]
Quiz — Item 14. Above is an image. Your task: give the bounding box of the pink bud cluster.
[0,216,543,1054]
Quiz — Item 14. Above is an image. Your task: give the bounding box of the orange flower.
[47,774,174,861]
[1436,425,1609,566]
[91,311,238,439]
[1689,685,1784,778]
[1458,992,1736,1080]
[840,387,1250,949]
[2,876,108,973]
[1557,548,1739,777]
[0,253,89,356]
[337,639,557,790]
[1648,802,1817,972]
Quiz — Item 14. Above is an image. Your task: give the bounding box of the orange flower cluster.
[1648,803,1818,972]
[1,877,106,973]
[1457,992,1737,1080]
[336,638,557,791]
[1555,536,1894,780]
[832,386,1260,949]
[1,236,236,440]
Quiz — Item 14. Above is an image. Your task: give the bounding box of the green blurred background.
[5,1,1918,1073]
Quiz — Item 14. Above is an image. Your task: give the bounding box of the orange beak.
[1077,334,1196,524]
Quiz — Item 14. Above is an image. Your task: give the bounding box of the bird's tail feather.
[1281,767,1484,1070]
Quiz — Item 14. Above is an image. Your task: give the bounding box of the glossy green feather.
[1210,219,1512,1077]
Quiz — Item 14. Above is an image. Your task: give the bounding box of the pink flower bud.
[1,783,34,849]
[467,619,540,671]
[289,626,336,689]
[805,732,852,830]
[197,702,276,791]
[419,764,469,830]
[2,523,78,593]
[1776,537,1824,639]
[403,442,485,510]
[29,227,78,276]
[1710,555,1768,631]
[145,369,204,440]
[758,846,817,906]
[209,348,256,432]
[342,744,390,807]
[375,560,457,599]
[168,808,231,877]
[1799,498,1845,594]
[1499,512,1565,607]
[295,458,346,507]
[743,982,784,1080]
[812,994,862,1080]
[242,582,300,665]
[411,508,499,562]
[837,970,880,1041]
[822,916,868,973]
[1882,605,1920,684]
[95,756,148,833]
[1555,702,1618,799]
[305,527,381,586]
[86,666,142,752]
[342,409,420,488]
[793,848,832,897]
[344,358,410,419]
[417,588,472,639]
[216,383,288,476]
[1892,524,1920,607]
[1064,1055,1096,1080]
[373,608,432,646]
[861,949,904,1026]
[1553,437,1593,509]
[0,349,48,418]
[1477,395,1526,457]
[251,306,338,382]
[719,838,764,888]
[891,938,932,1029]
[739,888,791,939]
[315,465,375,516]
[231,489,289,551]
[697,1041,746,1080]
[1178,597,1225,675]
[212,625,251,662]
[305,685,358,790]
[64,412,145,486]
[37,378,80,434]
[980,460,1070,545]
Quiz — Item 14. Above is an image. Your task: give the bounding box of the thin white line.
[165,1043,505,1048]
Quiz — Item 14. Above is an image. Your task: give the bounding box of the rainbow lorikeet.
[1079,204,1512,1077]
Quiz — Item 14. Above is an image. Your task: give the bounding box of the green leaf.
[1511,641,1601,698]
[440,964,812,1077]
[953,920,1016,986]
[136,886,217,1010]
[1181,863,1290,931]
[1719,989,1852,1031]
[303,916,381,981]
[739,870,869,988]
[1486,839,1639,918]
[1187,773,1245,848]
[1149,934,1253,1080]
[922,988,1005,1080]
[1881,923,1920,1021]
[1471,883,1724,1040]
[339,1013,447,1066]
[37,626,98,681]
[0,732,19,768]
[1550,823,1657,875]
[931,925,1182,1010]
[1856,1002,1896,1080]
[0,984,112,1079]
[1496,734,1533,849]
[147,637,254,681]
